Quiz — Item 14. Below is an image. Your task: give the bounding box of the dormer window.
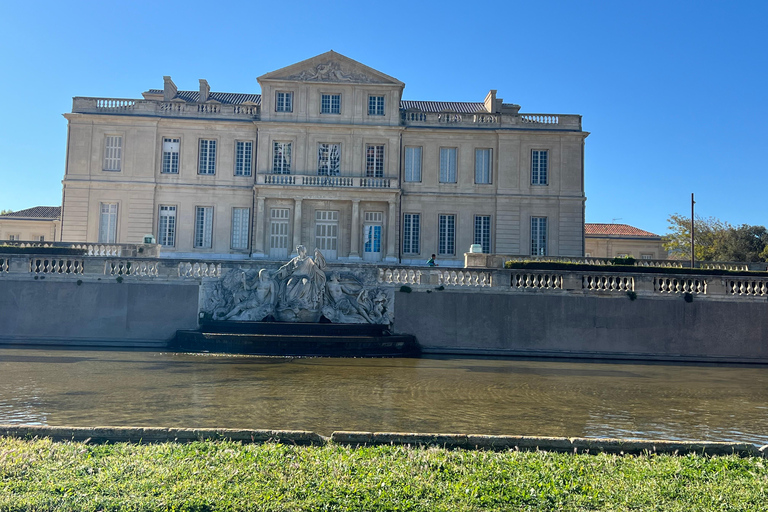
[368,96,385,116]
[276,92,293,112]
[321,94,341,114]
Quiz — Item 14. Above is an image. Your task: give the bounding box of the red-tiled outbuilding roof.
[0,206,61,220]
[585,223,660,237]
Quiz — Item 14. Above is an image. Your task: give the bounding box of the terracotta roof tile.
[585,223,660,237]
[0,206,61,220]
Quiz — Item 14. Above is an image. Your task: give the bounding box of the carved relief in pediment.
[284,61,383,83]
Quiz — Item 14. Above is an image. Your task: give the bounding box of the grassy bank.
[1,437,766,511]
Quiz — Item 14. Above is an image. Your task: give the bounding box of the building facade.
[585,223,667,260]
[60,51,588,265]
[0,206,61,242]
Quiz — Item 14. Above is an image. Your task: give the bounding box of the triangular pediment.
[259,51,403,86]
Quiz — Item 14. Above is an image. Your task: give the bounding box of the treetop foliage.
[663,214,768,262]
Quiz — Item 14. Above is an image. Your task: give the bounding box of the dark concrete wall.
[0,280,199,344]
[394,291,768,362]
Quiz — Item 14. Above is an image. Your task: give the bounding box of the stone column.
[291,198,302,256]
[349,199,361,260]
[252,196,266,258]
[384,200,398,262]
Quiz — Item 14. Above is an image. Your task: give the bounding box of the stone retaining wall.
[0,425,765,457]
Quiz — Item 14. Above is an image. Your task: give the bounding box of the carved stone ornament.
[200,246,394,325]
[286,61,381,83]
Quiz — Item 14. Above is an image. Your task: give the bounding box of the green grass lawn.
[1,437,766,511]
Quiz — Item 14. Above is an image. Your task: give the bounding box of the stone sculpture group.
[201,246,394,325]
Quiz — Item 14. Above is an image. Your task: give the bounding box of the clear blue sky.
[0,0,765,236]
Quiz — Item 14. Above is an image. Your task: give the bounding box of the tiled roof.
[0,206,61,220]
[400,100,486,113]
[147,90,262,105]
[585,223,660,237]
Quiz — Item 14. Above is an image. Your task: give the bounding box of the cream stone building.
[585,223,667,260]
[0,206,61,242]
[60,51,588,265]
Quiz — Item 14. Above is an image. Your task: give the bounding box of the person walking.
[426,254,438,267]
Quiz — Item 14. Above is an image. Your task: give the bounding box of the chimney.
[484,89,500,113]
[163,76,177,101]
[199,79,210,103]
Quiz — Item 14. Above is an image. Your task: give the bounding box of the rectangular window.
[103,136,122,171]
[365,144,385,177]
[158,205,176,247]
[321,94,341,114]
[315,210,339,259]
[269,208,290,259]
[531,217,547,256]
[641,253,654,260]
[404,146,422,182]
[275,91,293,112]
[531,149,548,185]
[198,139,216,175]
[161,138,180,174]
[317,143,340,176]
[403,213,420,254]
[8,234,18,241]
[194,206,213,248]
[231,207,250,249]
[235,141,252,176]
[37,236,45,242]
[475,149,492,184]
[98,202,118,243]
[368,95,385,116]
[273,142,292,174]
[474,215,491,253]
[439,147,457,183]
[438,214,456,255]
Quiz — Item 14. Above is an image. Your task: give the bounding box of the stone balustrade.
[73,97,259,120]
[400,111,582,130]
[0,241,160,258]
[257,173,398,189]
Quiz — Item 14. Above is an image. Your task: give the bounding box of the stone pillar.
[349,199,361,260]
[291,198,302,256]
[252,196,266,257]
[384,200,398,262]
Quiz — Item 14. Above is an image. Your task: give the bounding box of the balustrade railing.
[512,272,564,290]
[378,268,422,285]
[177,262,221,278]
[583,274,634,292]
[520,114,559,124]
[73,97,259,120]
[258,173,397,189]
[439,270,491,287]
[654,277,706,294]
[400,111,581,129]
[726,279,768,296]
[30,258,84,275]
[106,260,160,277]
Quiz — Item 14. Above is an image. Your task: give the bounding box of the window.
[194,206,213,248]
[315,210,339,259]
[531,217,547,256]
[103,136,122,171]
[403,213,420,254]
[198,139,216,175]
[365,144,384,177]
[231,207,250,249]
[161,138,180,174]
[321,94,341,114]
[440,147,457,183]
[531,149,548,185]
[275,91,293,112]
[641,253,654,260]
[8,234,19,241]
[438,214,455,255]
[404,146,422,182]
[368,95,385,115]
[273,142,292,174]
[269,208,290,259]
[37,235,45,242]
[317,143,340,176]
[474,215,491,253]
[475,149,492,184]
[235,141,252,176]
[158,205,176,247]
[98,202,118,243]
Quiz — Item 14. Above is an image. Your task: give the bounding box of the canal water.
[0,349,766,444]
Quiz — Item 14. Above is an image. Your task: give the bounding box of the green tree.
[664,214,768,262]
[662,213,730,261]
[0,209,13,215]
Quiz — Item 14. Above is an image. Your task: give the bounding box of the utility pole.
[691,193,695,269]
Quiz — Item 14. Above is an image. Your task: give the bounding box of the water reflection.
[0,349,766,443]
